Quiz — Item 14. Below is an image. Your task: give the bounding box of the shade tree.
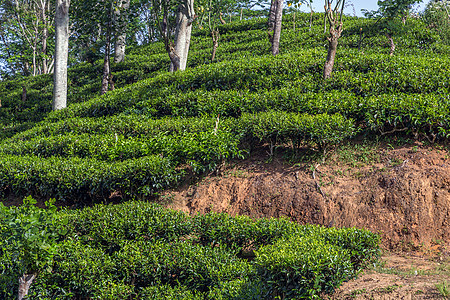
[323,0,345,79]
[150,0,195,72]
[196,0,237,61]
[0,0,55,77]
[363,0,422,55]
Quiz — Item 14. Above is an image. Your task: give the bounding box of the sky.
[303,0,430,17]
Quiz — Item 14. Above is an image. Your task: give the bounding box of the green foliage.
[423,0,450,45]
[1,200,378,300]
[0,197,67,298]
[65,201,193,249]
[320,227,381,269]
[0,11,444,299]
[0,155,179,201]
[240,111,356,150]
[193,213,289,250]
[139,284,204,299]
[207,278,268,299]
[255,235,354,299]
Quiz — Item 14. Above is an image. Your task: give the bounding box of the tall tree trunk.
[32,47,37,76]
[169,0,194,72]
[271,0,283,56]
[267,0,278,44]
[18,273,36,300]
[42,25,48,74]
[114,0,130,63]
[52,0,70,110]
[323,21,343,79]
[211,30,219,61]
[180,18,192,70]
[101,30,111,95]
[386,32,395,56]
[41,0,50,74]
[323,36,339,79]
[323,0,344,79]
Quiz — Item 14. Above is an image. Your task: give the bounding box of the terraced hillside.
[1,12,450,300]
[1,13,449,203]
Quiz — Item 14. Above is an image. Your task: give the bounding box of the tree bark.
[386,32,395,56]
[267,0,278,44]
[323,0,344,79]
[180,18,192,70]
[42,25,48,74]
[101,30,111,95]
[18,273,36,300]
[211,30,219,61]
[323,21,343,79]
[114,0,130,63]
[323,36,338,79]
[271,0,283,56]
[219,12,226,24]
[169,0,194,72]
[52,0,70,110]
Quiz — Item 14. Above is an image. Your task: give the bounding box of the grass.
[333,140,382,167]
[349,288,367,297]
[436,281,450,299]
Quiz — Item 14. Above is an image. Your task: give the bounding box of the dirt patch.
[165,141,450,251]
[329,254,450,299]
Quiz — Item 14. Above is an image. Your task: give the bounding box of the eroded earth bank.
[165,142,450,299]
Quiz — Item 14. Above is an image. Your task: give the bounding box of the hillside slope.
[1,13,450,204]
[1,12,450,300]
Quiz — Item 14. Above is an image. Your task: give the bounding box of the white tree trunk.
[180,17,192,70]
[271,0,283,55]
[114,0,130,63]
[18,273,36,300]
[52,0,70,110]
[169,0,194,72]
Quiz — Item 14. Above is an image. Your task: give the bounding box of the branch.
[312,164,326,198]
[379,127,408,135]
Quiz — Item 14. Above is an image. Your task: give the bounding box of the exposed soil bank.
[166,142,450,252]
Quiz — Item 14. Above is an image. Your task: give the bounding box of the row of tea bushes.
[44,50,450,123]
[0,112,356,201]
[1,200,381,299]
[41,84,450,141]
[2,12,448,143]
[0,155,179,201]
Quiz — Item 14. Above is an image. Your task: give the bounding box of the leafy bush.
[139,284,203,300]
[0,155,179,201]
[65,201,192,249]
[255,235,354,299]
[0,198,380,300]
[423,0,450,45]
[0,197,67,299]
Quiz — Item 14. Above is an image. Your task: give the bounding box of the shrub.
[0,155,179,202]
[255,235,354,299]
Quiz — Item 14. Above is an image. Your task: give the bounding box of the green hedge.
[1,200,380,299]
[0,155,179,201]
[255,235,354,299]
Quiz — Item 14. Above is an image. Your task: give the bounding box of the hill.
[1,12,449,299]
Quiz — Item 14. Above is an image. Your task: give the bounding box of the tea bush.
[255,235,354,299]
[0,200,379,300]
[0,155,179,201]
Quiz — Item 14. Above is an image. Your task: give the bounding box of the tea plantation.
[1,11,449,299]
